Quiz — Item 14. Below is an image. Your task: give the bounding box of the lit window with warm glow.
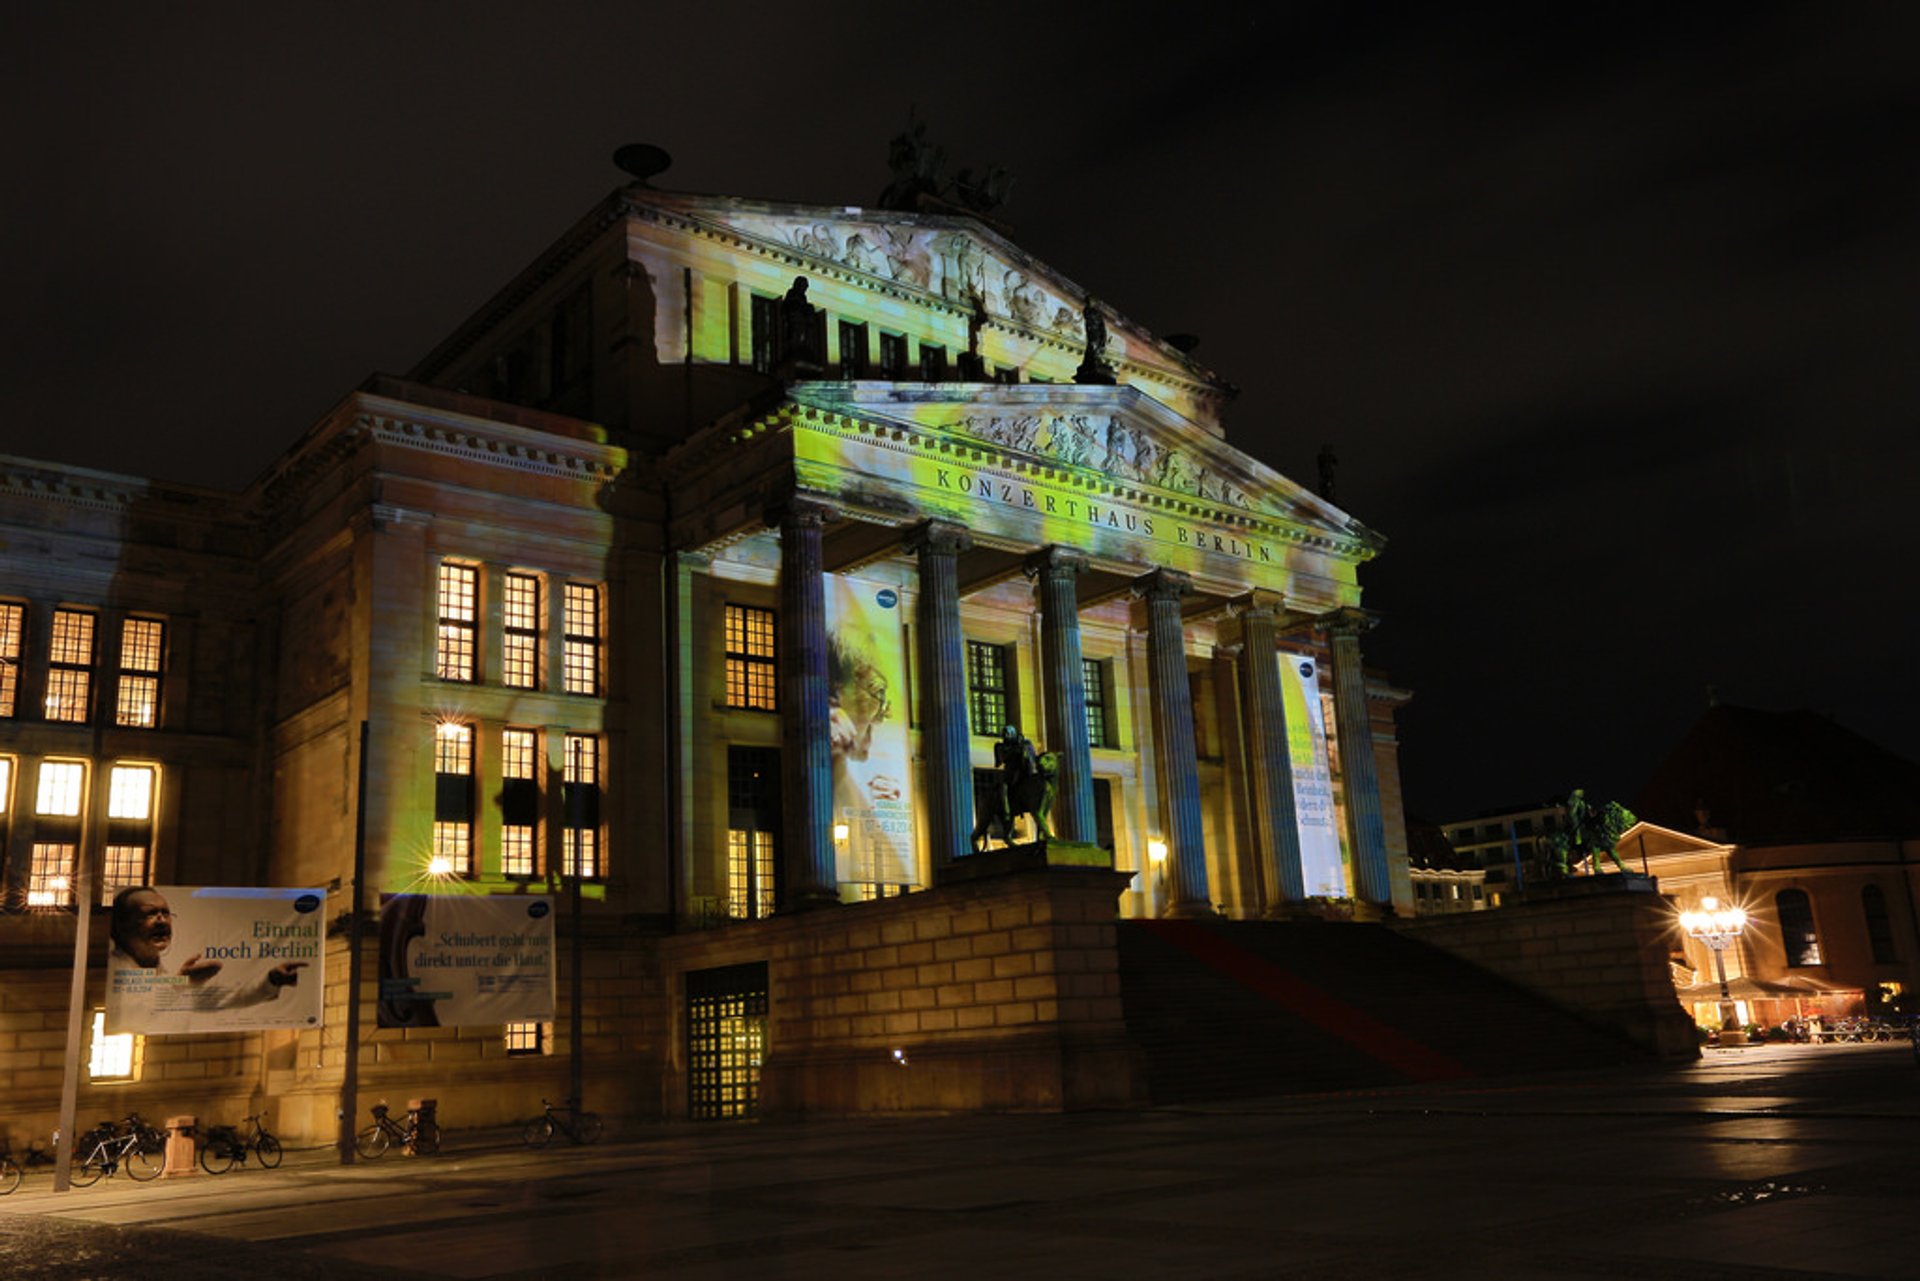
[108,765,154,820]
[562,583,602,696]
[502,572,541,690]
[436,562,479,682]
[0,757,11,812]
[505,1021,544,1056]
[0,602,23,717]
[45,609,95,723]
[562,732,601,877]
[723,604,777,710]
[727,829,775,919]
[115,617,164,727]
[101,845,149,904]
[37,761,84,816]
[501,727,538,877]
[88,1010,138,1081]
[967,641,1012,737]
[28,843,75,908]
[433,722,475,875]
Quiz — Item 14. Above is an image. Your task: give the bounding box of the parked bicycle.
[355,1101,439,1158]
[199,1113,283,1174]
[522,1097,603,1148]
[70,1116,163,1185]
[0,1141,22,1195]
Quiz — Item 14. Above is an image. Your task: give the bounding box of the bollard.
[163,1116,198,1177]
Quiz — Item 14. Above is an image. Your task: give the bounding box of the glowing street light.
[1680,895,1748,1033]
[426,854,456,878]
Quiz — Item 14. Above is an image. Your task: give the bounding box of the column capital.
[1023,545,1089,581]
[904,519,973,558]
[1131,567,1192,603]
[1226,588,1289,622]
[1319,606,1379,639]
[764,494,838,530]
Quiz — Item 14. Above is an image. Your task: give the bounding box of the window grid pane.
[502,728,536,780]
[503,574,540,689]
[28,843,75,907]
[724,605,777,710]
[0,602,22,717]
[436,564,478,682]
[564,734,599,785]
[101,845,149,904]
[435,723,474,775]
[45,669,91,723]
[563,828,599,878]
[1082,658,1109,748]
[967,642,1009,737]
[36,762,84,816]
[115,675,158,728]
[433,822,473,875]
[502,826,536,877]
[108,766,154,820]
[0,757,11,813]
[88,1010,136,1081]
[504,1022,542,1055]
[50,610,95,665]
[563,584,601,695]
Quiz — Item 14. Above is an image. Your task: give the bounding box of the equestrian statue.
[971,724,1057,851]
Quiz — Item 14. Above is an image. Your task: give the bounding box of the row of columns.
[767,502,1391,916]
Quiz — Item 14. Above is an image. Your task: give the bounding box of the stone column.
[1136,569,1212,916]
[1326,609,1390,907]
[771,498,839,910]
[1235,593,1307,909]
[907,521,975,868]
[1025,546,1097,845]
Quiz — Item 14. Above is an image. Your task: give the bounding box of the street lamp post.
[1680,896,1748,1035]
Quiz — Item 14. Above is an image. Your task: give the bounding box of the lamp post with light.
[1680,896,1748,1036]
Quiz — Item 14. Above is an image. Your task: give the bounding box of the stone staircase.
[1117,919,1651,1101]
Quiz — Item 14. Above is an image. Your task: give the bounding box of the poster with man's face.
[106,886,326,1034]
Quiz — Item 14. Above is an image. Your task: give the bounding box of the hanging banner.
[1281,655,1348,898]
[106,886,325,1034]
[825,573,916,885]
[377,894,555,1028]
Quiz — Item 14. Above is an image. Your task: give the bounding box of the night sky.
[5,4,1915,822]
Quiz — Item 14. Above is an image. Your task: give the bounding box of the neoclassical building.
[0,174,1416,1138]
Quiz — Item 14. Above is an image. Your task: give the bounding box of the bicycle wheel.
[124,1145,163,1181]
[410,1123,440,1156]
[355,1124,390,1159]
[70,1144,107,1187]
[0,1158,21,1195]
[576,1113,604,1145]
[522,1116,556,1149]
[200,1139,237,1175]
[254,1134,282,1169]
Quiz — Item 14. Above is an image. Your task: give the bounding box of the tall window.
[436,563,478,682]
[500,727,539,877]
[115,617,164,728]
[0,601,22,717]
[502,573,541,690]
[919,344,947,381]
[838,320,869,378]
[1863,885,1898,964]
[878,332,908,379]
[1083,657,1114,748]
[28,844,75,908]
[563,583,602,696]
[724,605,777,710]
[562,733,601,877]
[726,747,779,919]
[433,722,475,875]
[88,1010,138,1082]
[30,757,83,907]
[967,641,1012,737]
[1777,889,1822,967]
[102,765,156,904]
[750,294,781,373]
[45,609,95,722]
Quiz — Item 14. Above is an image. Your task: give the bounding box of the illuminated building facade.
[0,181,1416,1137]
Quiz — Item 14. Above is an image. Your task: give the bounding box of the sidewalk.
[4,1042,1918,1279]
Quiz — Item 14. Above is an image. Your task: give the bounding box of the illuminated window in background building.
[562,583,602,696]
[1777,889,1822,967]
[723,605,777,710]
[115,617,164,727]
[502,573,541,690]
[45,608,96,723]
[500,727,539,877]
[433,723,475,875]
[1083,657,1113,748]
[562,733,601,877]
[1863,884,1898,964]
[435,563,479,682]
[687,963,768,1121]
[726,746,778,919]
[0,601,23,717]
[838,320,869,378]
[88,1010,138,1082]
[966,641,1012,737]
[504,1021,545,1056]
[101,764,157,903]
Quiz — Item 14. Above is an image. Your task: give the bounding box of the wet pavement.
[3,1041,1917,1279]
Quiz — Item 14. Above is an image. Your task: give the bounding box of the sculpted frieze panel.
[931,413,1254,510]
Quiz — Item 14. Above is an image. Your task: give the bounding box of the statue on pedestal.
[971,725,1057,851]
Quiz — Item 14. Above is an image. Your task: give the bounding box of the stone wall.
[1397,880,1698,1060]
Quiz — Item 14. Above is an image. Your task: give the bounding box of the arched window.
[1776,889,1821,967]
[1862,884,1898,964]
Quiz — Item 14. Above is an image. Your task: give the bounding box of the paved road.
[4,1042,1917,1279]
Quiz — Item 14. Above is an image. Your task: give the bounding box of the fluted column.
[907,521,975,868]
[1136,569,1212,916]
[771,498,839,910]
[1236,593,1306,909]
[1326,609,1390,907]
[1025,546,1097,844]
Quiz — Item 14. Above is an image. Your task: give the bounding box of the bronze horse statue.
[971,725,1057,851]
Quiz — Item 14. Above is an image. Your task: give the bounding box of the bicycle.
[355,1101,439,1158]
[199,1113,283,1175]
[522,1097,603,1148]
[70,1117,162,1185]
[0,1141,21,1195]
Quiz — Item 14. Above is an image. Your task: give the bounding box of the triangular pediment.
[1617,821,1736,858]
